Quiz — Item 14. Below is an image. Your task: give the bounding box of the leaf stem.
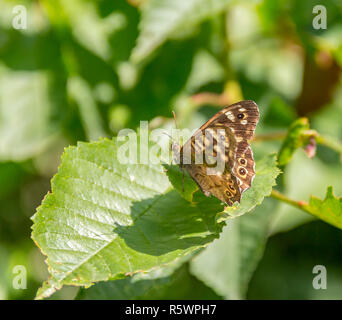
[313,133,342,157]
[253,132,287,142]
[270,189,311,214]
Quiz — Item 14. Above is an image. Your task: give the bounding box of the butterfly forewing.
[178,100,259,206]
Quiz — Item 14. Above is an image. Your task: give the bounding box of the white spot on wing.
[225,111,235,122]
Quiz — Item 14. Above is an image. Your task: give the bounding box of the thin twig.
[191,92,230,107]
[270,189,311,214]
[252,132,287,142]
[313,133,342,157]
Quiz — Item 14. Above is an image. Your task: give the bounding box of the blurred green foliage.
[0,0,341,299]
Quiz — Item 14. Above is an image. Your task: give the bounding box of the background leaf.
[0,67,61,161]
[248,220,342,299]
[76,263,222,300]
[131,0,233,62]
[190,198,278,299]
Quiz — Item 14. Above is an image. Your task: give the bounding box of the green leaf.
[76,263,222,300]
[31,137,224,299]
[163,164,199,202]
[131,0,233,63]
[190,198,278,299]
[263,95,297,128]
[217,153,281,221]
[184,49,225,93]
[0,66,60,161]
[68,76,106,141]
[0,245,10,299]
[42,0,138,63]
[229,36,304,100]
[277,118,310,167]
[248,220,342,299]
[304,187,342,230]
[268,151,342,235]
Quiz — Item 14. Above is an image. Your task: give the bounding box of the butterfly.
[172,100,260,206]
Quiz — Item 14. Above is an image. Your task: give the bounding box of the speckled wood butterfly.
[172,100,259,206]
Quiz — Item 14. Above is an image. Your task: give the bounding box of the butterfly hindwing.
[183,163,241,206]
[233,146,255,194]
[181,124,241,204]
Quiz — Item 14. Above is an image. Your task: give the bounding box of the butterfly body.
[173,100,259,206]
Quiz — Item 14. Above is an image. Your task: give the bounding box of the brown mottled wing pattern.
[182,163,241,205]
[179,100,259,205]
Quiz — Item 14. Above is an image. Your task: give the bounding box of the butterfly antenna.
[162,131,173,141]
[172,110,178,129]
